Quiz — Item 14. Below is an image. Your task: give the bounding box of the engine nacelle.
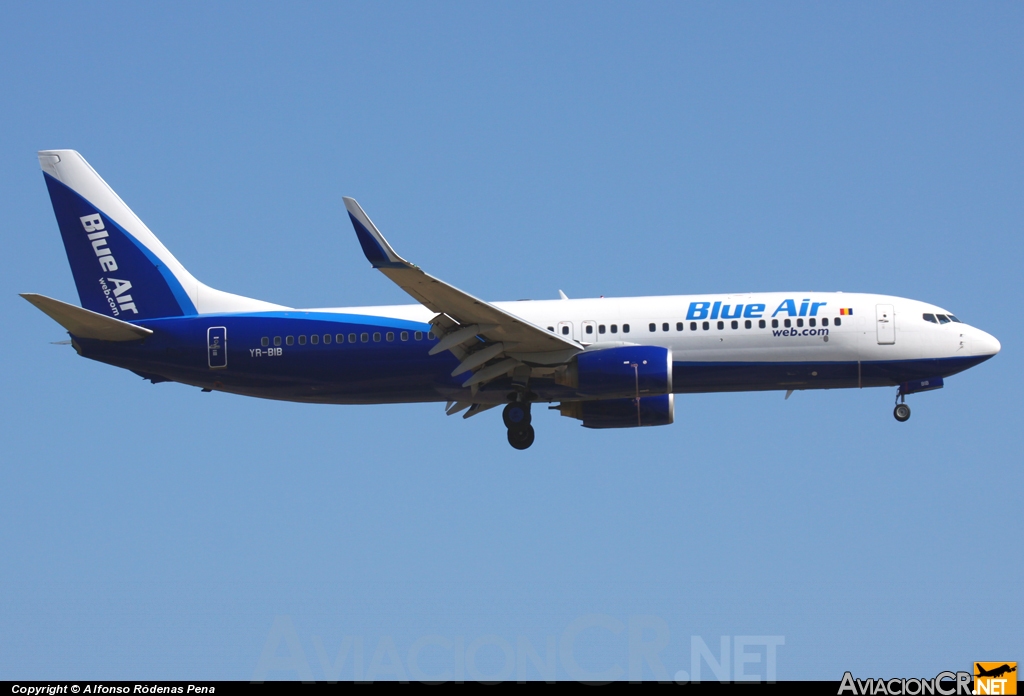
[556,345,672,398]
[559,394,675,429]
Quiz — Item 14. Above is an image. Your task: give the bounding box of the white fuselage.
[311,291,999,371]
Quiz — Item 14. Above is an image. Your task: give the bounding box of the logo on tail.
[80,213,138,316]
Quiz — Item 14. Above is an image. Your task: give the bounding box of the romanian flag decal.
[840,308,853,315]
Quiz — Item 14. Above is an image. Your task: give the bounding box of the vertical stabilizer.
[38,150,286,319]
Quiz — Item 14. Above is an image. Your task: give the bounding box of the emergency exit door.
[875,305,895,345]
[580,320,597,345]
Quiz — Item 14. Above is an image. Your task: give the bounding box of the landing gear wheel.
[894,403,911,422]
[503,402,532,428]
[507,424,535,450]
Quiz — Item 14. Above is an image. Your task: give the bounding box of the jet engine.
[558,394,675,429]
[555,345,672,398]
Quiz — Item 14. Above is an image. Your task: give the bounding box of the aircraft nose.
[975,329,1001,356]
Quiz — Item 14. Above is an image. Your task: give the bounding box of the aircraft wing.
[343,198,580,387]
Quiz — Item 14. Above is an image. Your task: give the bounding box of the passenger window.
[548,326,554,332]
[835,317,842,327]
[360,333,368,342]
[298,335,306,345]
[561,325,569,335]
[758,319,766,329]
[286,336,294,345]
[623,324,630,333]
[261,337,269,347]
[691,322,698,331]
[274,336,282,346]
[649,323,656,332]
[784,319,791,328]
[809,318,816,328]
[611,325,618,334]
[822,318,828,327]
[702,321,709,331]
[731,320,738,329]
[585,325,593,334]
[771,319,778,329]
[937,315,950,324]
[415,331,423,340]
[386,332,394,341]
[676,322,683,331]
[428,332,435,340]
[948,315,961,323]
[796,318,803,328]
[599,325,606,334]
[401,331,409,341]
[348,333,356,343]
[311,334,319,344]
[717,321,724,330]
[745,319,751,329]
[373,332,381,341]
[662,323,669,332]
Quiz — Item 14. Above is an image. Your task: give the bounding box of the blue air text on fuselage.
[686,299,828,321]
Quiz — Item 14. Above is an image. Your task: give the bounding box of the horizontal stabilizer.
[21,293,153,341]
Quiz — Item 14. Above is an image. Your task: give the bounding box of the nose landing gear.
[893,387,911,422]
[503,400,535,450]
[891,377,943,422]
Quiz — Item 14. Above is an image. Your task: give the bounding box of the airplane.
[975,664,1016,679]
[23,150,1001,450]
[974,663,1015,679]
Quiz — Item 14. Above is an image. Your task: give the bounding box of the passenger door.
[875,305,895,345]
[207,326,227,368]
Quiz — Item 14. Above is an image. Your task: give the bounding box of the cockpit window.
[923,313,937,324]
[937,314,951,324]
[948,315,961,323]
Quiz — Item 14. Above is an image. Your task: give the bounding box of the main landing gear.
[503,400,534,450]
[893,388,911,422]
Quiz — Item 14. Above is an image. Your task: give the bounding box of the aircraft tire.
[894,404,911,422]
[507,424,535,450]
[503,402,532,428]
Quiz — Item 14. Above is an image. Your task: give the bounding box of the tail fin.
[38,150,285,319]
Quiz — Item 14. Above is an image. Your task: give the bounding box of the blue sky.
[1,1,1021,681]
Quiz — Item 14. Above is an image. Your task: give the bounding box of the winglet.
[342,197,408,269]
[21,293,153,341]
